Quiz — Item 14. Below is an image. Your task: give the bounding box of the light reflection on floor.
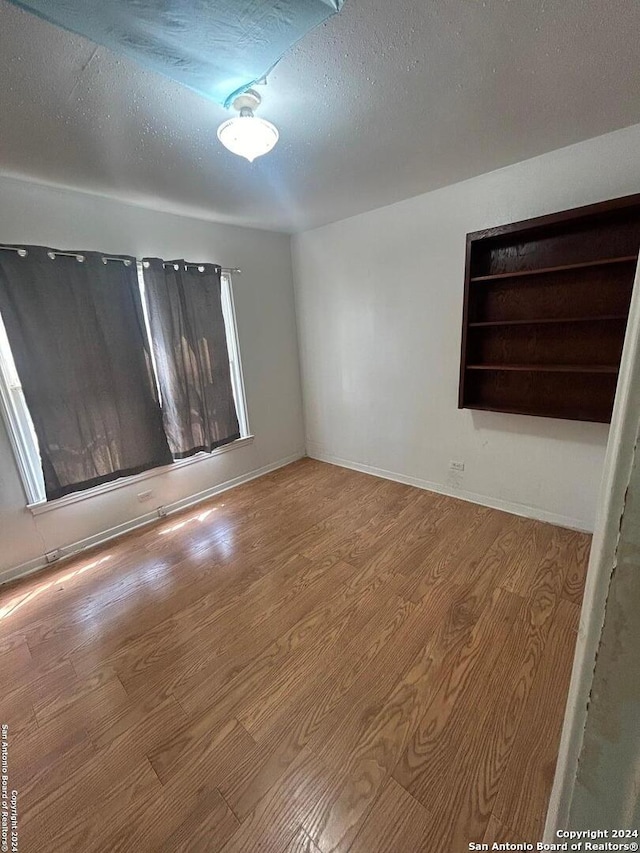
[158,508,217,536]
[0,555,112,621]
[155,504,239,553]
[0,500,236,623]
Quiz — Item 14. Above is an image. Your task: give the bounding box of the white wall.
[292,123,640,532]
[0,175,305,578]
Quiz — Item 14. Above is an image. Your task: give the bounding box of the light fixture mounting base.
[231,89,261,112]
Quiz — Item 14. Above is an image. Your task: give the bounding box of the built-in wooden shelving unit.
[458,195,640,423]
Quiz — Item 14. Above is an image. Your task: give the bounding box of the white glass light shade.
[217,114,279,162]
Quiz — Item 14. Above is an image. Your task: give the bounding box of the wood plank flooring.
[0,458,590,852]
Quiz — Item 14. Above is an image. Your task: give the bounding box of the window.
[0,314,45,503]
[0,266,249,506]
[220,271,250,439]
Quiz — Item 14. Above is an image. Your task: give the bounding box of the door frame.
[544,257,640,836]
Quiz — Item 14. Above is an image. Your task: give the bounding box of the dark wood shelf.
[468,314,627,328]
[466,364,618,374]
[470,255,637,283]
[464,402,610,424]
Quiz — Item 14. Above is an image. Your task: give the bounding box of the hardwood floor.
[0,458,590,852]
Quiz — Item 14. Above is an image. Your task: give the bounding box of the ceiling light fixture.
[217,89,279,162]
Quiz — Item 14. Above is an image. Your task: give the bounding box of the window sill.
[27,434,255,516]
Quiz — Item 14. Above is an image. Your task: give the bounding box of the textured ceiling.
[0,0,639,233]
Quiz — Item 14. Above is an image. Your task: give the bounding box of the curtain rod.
[156,261,242,275]
[0,245,240,273]
[0,245,132,264]
[157,261,241,274]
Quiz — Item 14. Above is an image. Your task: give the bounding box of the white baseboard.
[3,445,590,588]
[307,448,592,533]
[1,451,305,587]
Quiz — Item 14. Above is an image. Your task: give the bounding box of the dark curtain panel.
[142,259,240,459]
[0,246,172,500]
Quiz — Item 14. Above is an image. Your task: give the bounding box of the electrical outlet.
[447,460,465,489]
[45,549,61,564]
[137,489,153,502]
[157,506,167,518]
